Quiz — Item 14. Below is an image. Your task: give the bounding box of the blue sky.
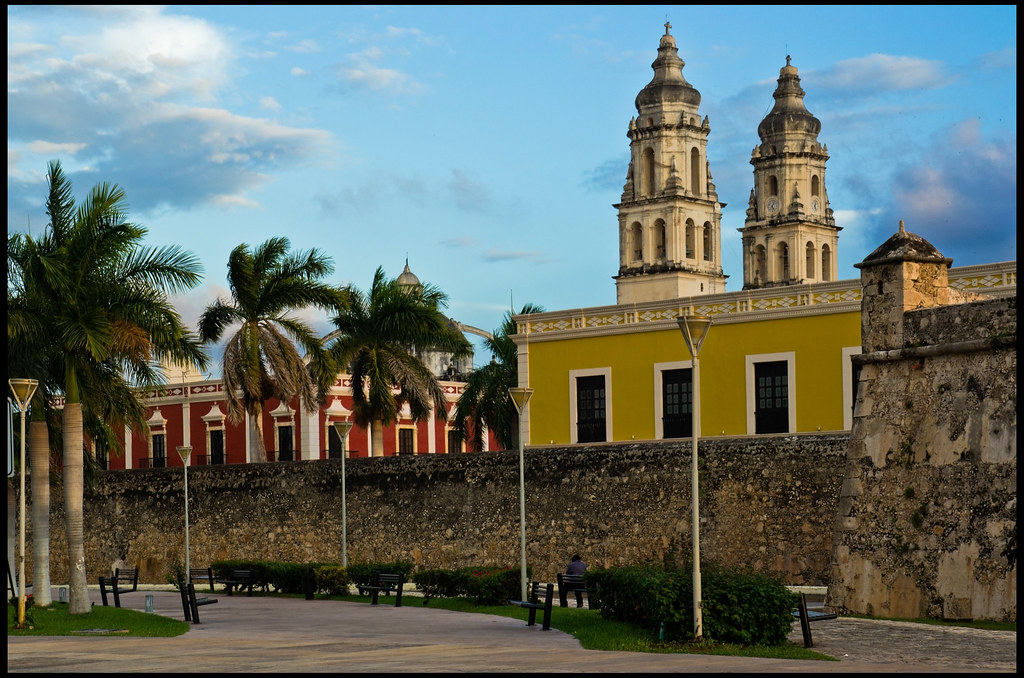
[8,5,1017,367]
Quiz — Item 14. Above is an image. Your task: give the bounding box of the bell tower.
[614,23,727,305]
[740,56,840,289]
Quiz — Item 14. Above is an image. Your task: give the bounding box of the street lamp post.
[508,386,534,602]
[9,378,39,627]
[332,420,354,568]
[677,315,712,640]
[176,445,193,576]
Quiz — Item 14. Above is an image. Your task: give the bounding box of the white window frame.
[653,360,692,439]
[397,426,416,454]
[745,352,796,434]
[569,367,612,444]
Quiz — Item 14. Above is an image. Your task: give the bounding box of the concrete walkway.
[7,588,1016,673]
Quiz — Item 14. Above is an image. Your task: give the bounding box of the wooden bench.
[98,567,139,608]
[179,580,218,623]
[216,568,255,596]
[556,573,587,608]
[189,567,215,592]
[509,581,555,630]
[357,572,405,607]
[792,592,838,648]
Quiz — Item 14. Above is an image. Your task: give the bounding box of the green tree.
[325,266,471,457]
[198,238,348,463]
[7,159,208,614]
[450,304,543,451]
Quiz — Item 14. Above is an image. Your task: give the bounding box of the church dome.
[757,56,821,142]
[397,258,422,293]
[634,24,701,112]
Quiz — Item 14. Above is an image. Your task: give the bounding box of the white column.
[427,404,437,454]
[124,425,133,470]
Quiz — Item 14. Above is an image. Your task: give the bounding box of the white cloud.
[259,96,282,111]
[815,54,955,95]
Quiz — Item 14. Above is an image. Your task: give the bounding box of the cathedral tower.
[740,57,840,289]
[614,23,727,304]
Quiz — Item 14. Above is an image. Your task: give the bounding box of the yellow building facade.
[513,26,1015,446]
[514,263,1013,446]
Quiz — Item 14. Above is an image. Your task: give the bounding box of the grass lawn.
[7,600,189,637]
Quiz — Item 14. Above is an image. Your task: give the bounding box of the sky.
[7,5,1017,369]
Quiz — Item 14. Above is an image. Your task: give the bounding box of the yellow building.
[513,25,1015,446]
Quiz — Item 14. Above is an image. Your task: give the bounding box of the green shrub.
[701,566,798,645]
[587,563,798,645]
[314,565,350,597]
[409,566,528,603]
[412,568,463,599]
[457,566,523,605]
[164,561,186,590]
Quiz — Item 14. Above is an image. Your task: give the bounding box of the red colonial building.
[96,372,496,470]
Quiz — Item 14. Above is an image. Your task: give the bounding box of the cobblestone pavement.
[786,615,1016,672]
[7,589,1016,673]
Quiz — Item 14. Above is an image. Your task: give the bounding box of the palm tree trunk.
[29,419,52,606]
[63,402,89,614]
[250,405,268,463]
[371,420,385,458]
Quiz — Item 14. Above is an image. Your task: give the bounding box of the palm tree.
[325,266,471,457]
[450,304,544,451]
[198,238,348,463]
[7,159,209,614]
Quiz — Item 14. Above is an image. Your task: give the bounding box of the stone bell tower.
[614,22,727,305]
[740,56,840,290]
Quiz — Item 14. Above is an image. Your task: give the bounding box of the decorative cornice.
[514,261,1015,341]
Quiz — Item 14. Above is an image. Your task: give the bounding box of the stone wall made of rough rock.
[832,286,1016,622]
[904,296,1016,347]
[29,435,848,589]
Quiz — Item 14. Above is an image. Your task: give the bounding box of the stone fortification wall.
[834,228,1016,622]
[32,435,847,589]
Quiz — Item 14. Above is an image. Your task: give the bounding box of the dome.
[634,23,701,112]
[757,56,821,141]
[396,258,422,292]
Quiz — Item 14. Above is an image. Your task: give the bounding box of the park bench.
[509,581,555,630]
[556,573,587,608]
[216,568,255,596]
[178,579,218,623]
[792,592,838,648]
[189,567,216,592]
[98,567,139,608]
[357,572,405,607]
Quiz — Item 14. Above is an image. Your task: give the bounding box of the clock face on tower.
[766,197,779,214]
[811,198,819,213]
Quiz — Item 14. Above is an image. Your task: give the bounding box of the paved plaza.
[7,588,1016,673]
